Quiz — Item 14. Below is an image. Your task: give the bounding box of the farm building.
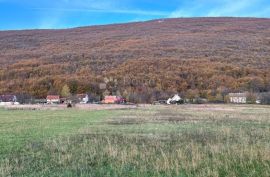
[76,94,89,104]
[228,93,247,104]
[103,96,126,104]
[46,95,60,104]
[0,95,18,105]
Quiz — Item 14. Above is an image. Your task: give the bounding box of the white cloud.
[33,7,169,16]
[36,7,65,29]
[34,0,169,29]
[206,0,256,17]
[39,19,60,29]
[169,4,203,18]
[27,0,270,29]
[169,10,192,18]
[31,0,170,17]
[60,0,117,10]
[169,0,270,18]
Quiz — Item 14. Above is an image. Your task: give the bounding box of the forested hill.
[0,18,270,102]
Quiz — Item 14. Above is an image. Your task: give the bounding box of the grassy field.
[0,104,269,177]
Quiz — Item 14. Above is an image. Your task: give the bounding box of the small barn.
[228,93,247,104]
[46,95,60,104]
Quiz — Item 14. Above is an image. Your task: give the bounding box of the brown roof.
[228,93,247,97]
[46,95,60,100]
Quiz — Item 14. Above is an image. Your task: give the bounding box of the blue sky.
[0,0,269,30]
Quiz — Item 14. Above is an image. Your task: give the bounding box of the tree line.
[0,58,270,103]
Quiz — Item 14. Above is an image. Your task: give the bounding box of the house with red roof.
[103,96,126,104]
[46,95,60,104]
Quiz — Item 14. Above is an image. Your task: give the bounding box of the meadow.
[0,104,269,177]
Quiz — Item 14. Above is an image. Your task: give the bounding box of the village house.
[103,96,126,104]
[228,93,247,104]
[0,94,19,106]
[76,94,89,104]
[46,95,60,104]
[104,96,117,104]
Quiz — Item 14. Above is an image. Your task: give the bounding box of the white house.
[228,93,247,104]
[167,94,182,104]
[77,94,89,104]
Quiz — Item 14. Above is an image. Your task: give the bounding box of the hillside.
[0,18,270,102]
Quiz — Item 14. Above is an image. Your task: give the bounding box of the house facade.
[228,93,247,104]
[76,94,89,104]
[46,95,60,104]
[103,96,126,104]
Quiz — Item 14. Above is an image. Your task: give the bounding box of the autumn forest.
[0,18,270,103]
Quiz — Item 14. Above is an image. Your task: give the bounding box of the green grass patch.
[0,105,269,176]
[0,109,111,156]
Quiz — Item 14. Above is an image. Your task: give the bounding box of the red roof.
[46,95,60,100]
[104,96,123,104]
